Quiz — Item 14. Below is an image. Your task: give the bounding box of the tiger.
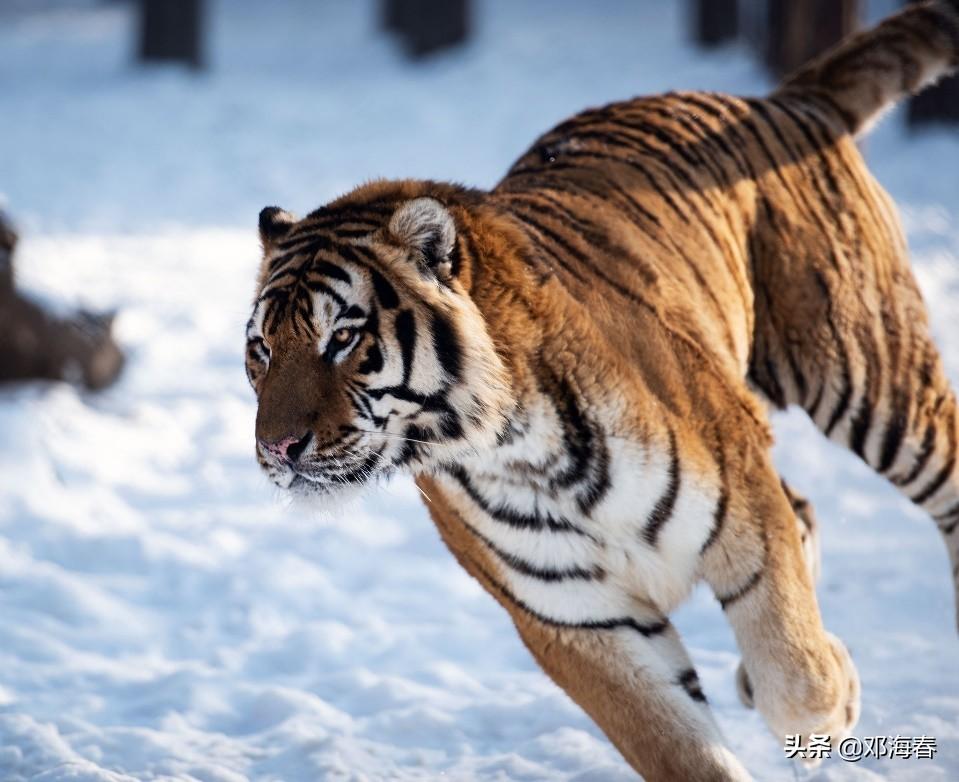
[245,2,959,779]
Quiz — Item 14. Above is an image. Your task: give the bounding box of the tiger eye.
[333,327,353,344]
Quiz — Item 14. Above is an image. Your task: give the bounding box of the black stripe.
[312,261,352,284]
[303,277,347,309]
[910,404,957,502]
[505,192,659,288]
[341,304,366,320]
[445,464,595,538]
[783,344,809,405]
[460,518,604,583]
[806,380,827,421]
[300,203,392,228]
[436,411,463,440]
[588,119,722,226]
[540,369,610,516]
[911,442,957,506]
[700,447,728,554]
[555,146,693,226]
[345,384,378,423]
[813,275,853,436]
[365,384,449,410]
[357,343,384,375]
[640,101,734,189]
[370,267,400,310]
[760,356,787,408]
[935,502,959,536]
[467,548,669,637]
[430,309,462,383]
[643,430,681,547]
[269,234,337,271]
[878,393,909,474]
[394,309,416,386]
[849,324,882,460]
[892,421,937,487]
[333,227,375,239]
[677,93,763,185]
[718,569,763,610]
[512,210,591,284]
[676,668,707,703]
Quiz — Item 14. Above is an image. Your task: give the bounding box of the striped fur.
[247,3,959,779]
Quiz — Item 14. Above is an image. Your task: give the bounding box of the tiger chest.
[433,408,718,621]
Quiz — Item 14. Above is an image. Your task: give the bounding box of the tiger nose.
[258,431,312,463]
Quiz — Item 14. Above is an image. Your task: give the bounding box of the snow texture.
[1,1,957,780]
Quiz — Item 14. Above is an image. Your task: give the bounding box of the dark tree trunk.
[380,0,470,59]
[909,78,959,126]
[906,0,959,126]
[691,0,739,48]
[0,212,15,295]
[764,0,859,78]
[139,0,205,70]
[380,0,404,32]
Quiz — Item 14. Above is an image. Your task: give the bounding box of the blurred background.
[0,1,957,780]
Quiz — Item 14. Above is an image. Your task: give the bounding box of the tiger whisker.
[351,428,447,448]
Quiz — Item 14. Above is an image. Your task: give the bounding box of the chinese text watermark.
[784,734,937,762]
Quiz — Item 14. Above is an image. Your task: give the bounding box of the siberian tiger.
[245,2,959,779]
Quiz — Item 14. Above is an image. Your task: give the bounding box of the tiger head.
[246,180,515,498]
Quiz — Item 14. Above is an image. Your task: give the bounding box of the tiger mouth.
[269,443,393,495]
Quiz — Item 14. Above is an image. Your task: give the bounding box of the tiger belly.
[435,421,719,623]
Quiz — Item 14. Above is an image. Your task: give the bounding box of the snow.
[0,1,957,780]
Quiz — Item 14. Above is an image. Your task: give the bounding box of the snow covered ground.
[1,1,957,780]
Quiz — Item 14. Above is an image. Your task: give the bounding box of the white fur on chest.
[437,396,717,622]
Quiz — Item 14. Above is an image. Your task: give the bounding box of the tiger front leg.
[703,462,860,763]
[514,615,753,782]
[736,479,821,709]
[420,476,752,781]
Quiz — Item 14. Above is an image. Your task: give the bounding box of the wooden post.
[0,212,15,294]
[691,0,739,47]
[764,0,859,77]
[908,79,959,126]
[905,0,959,126]
[139,0,205,70]
[380,0,470,59]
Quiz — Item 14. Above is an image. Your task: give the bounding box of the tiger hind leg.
[747,132,959,631]
[754,250,959,631]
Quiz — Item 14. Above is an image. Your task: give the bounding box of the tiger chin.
[246,3,959,780]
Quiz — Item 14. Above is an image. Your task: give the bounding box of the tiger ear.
[258,206,297,250]
[388,197,457,281]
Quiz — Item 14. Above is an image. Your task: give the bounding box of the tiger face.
[246,188,513,498]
